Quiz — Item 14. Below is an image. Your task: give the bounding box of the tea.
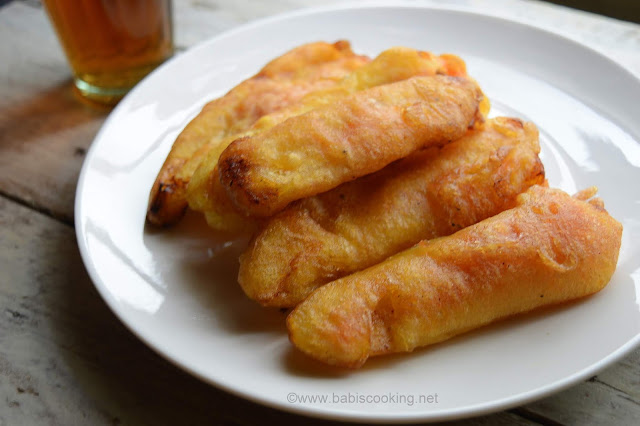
[43,0,173,104]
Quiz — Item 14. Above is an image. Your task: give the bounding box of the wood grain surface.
[1,0,638,425]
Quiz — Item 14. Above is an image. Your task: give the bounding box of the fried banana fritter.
[219,75,484,217]
[239,117,544,307]
[287,185,623,368]
[147,40,369,226]
[186,47,476,232]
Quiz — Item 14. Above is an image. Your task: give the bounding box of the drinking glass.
[43,0,174,105]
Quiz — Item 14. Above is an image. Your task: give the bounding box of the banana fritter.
[239,117,544,307]
[287,186,622,368]
[219,75,484,217]
[147,41,369,226]
[187,47,474,232]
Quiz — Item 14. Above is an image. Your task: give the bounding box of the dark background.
[546,0,640,23]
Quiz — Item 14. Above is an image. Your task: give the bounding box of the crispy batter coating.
[186,47,475,232]
[219,75,484,217]
[287,185,623,368]
[147,41,369,226]
[239,118,544,307]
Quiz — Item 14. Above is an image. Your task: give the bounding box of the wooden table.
[1,0,638,424]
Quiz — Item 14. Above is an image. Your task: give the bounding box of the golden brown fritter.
[287,185,622,368]
[147,41,369,226]
[219,75,484,217]
[186,47,476,232]
[239,117,544,307]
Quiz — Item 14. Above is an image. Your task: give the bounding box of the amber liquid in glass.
[43,0,173,104]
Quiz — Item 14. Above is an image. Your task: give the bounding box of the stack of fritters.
[148,41,622,368]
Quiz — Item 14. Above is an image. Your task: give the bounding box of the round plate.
[75,3,640,423]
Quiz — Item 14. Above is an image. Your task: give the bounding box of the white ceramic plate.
[75,3,640,423]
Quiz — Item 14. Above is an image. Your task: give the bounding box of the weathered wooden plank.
[0,1,239,224]
[0,2,108,223]
[449,411,542,426]
[522,376,640,425]
[173,0,336,48]
[595,348,640,401]
[0,195,274,425]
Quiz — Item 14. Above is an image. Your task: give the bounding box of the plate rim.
[74,2,640,423]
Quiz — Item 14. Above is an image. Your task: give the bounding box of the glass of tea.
[43,0,174,105]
